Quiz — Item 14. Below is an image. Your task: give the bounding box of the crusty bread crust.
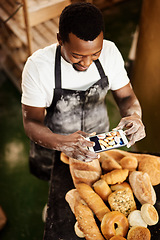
[129,171,156,205]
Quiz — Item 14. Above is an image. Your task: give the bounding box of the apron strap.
[94,59,106,79]
[55,45,61,89]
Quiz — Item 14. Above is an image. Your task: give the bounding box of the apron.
[29,45,110,181]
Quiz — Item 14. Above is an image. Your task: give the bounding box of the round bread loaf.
[141,203,159,226]
[128,210,147,228]
[138,155,160,186]
[110,236,127,240]
[127,226,151,240]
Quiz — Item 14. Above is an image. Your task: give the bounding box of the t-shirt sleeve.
[105,43,130,91]
[21,58,47,107]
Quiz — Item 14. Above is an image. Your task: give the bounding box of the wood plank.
[0,8,27,45]
[35,23,55,43]
[28,0,70,27]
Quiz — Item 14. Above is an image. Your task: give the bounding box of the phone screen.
[88,130,128,153]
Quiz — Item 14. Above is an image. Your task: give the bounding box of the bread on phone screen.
[76,183,110,221]
[128,210,147,228]
[69,157,101,187]
[141,203,159,226]
[127,226,151,240]
[101,169,129,185]
[93,179,112,202]
[108,187,137,217]
[129,171,156,205]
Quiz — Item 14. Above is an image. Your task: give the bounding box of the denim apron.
[29,45,109,181]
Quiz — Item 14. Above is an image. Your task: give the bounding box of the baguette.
[76,183,110,221]
[74,201,105,240]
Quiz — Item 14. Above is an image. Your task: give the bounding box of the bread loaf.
[76,183,110,221]
[69,158,101,187]
[99,152,122,172]
[129,171,156,205]
[74,201,105,240]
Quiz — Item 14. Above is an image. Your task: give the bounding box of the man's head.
[59,2,104,43]
[57,3,104,71]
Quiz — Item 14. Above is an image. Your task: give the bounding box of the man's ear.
[57,33,63,46]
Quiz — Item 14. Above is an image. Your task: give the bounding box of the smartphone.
[87,130,128,153]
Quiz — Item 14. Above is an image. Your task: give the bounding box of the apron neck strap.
[55,45,106,89]
[55,45,61,89]
[94,59,106,79]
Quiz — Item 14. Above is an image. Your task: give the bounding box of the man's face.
[58,31,103,71]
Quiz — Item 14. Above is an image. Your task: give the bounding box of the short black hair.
[59,2,104,42]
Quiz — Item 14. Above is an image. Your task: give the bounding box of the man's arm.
[22,104,98,161]
[111,83,146,147]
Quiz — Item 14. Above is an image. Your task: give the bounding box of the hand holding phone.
[86,130,128,153]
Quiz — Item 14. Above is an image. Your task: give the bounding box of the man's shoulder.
[28,43,57,63]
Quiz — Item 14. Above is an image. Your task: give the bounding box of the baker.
[21,2,145,181]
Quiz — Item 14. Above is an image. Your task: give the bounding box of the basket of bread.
[60,149,160,240]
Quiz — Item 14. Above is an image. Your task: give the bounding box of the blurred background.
[0,0,160,239]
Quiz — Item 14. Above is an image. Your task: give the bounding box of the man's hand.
[115,113,146,148]
[57,131,99,162]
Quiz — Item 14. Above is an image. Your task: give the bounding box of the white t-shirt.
[21,40,129,108]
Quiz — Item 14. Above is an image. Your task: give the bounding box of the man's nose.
[81,56,93,67]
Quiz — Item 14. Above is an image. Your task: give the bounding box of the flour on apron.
[29,45,110,181]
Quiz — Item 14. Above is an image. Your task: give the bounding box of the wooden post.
[22,0,32,55]
[131,0,160,153]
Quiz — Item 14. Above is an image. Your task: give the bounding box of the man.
[21,2,145,181]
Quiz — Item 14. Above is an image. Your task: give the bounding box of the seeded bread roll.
[127,226,151,240]
[129,171,156,205]
[108,187,137,217]
[141,203,159,226]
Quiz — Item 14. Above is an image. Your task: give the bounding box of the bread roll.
[127,226,151,240]
[108,187,137,217]
[138,155,160,186]
[128,210,147,228]
[101,169,129,185]
[76,183,110,221]
[65,189,82,214]
[101,211,129,239]
[69,157,101,187]
[99,152,122,172]
[74,201,105,240]
[60,152,69,164]
[74,221,85,238]
[110,236,127,240]
[120,156,138,171]
[93,179,112,201]
[129,171,156,205]
[141,203,159,226]
[103,149,132,163]
[110,182,131,192]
